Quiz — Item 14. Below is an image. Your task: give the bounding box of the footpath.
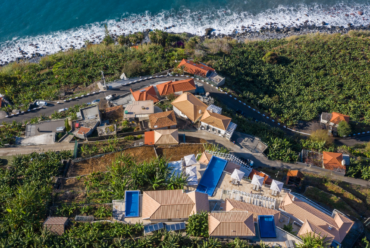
[0,143,74,156]
[180,130,370,188]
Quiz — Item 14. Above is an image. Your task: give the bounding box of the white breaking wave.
[0,3,369,65]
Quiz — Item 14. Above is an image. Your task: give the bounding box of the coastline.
[7,24,369,67]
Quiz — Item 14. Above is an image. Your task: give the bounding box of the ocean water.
[0,0,369,64]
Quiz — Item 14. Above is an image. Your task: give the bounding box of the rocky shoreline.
[4,23,370,66]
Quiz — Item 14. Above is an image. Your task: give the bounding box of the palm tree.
[297,233,331,248]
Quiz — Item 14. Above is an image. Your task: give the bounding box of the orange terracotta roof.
[171,92,207,122]
[156,79,196,96]
[298,219,335,244]
[130,86,159,103]
[200,110,231,130]
[131,46,139,49]
[77,127,91,135]
[330,112,350,124]
[280,193,354,243]
[208,212,255,237]
[154,129,179,145]
[142,190,208,220]
[178,59,215,77]
[144,131,155,145]
[287,170,304,178]
[323,152,346,172]
[248,169,272,185]
[226,199,280,224]
[199,152,213,165]
[149,111,177,129]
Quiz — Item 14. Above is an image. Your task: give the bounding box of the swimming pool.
[196,156,228,196]
[125,190,140,218]
[258,215,277,238]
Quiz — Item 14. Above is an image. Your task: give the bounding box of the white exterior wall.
[320,114,328,124]
[200,122,226,135]
[173,106,188,119]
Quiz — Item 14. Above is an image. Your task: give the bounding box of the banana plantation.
[215,32,370,126]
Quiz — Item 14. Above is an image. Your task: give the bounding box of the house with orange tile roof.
[248,169,272,185]
[130,86,159,103]
[322,151,347,174]
[279,193,354,247]
[199,109,237,140]
[226,198,281,224]
[286,170,304,186]
[178,59,215,77]
[142,190,209,222]
[148,110,177,130]
[144,129,179,145]
[320,112,350,127]
[177,59,225,86]
[156,79,196,96]
[171,92,207,122]
[208,211,255,238]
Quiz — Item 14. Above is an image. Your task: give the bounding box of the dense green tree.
[337,121,352,137]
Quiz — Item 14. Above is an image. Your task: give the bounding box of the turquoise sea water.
[0,0,369,64]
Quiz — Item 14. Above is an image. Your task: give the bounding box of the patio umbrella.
[231,169,245,181]
[184,154,197,166]
[185,166,198,186]
[251,174,264,187]
[270,180,284,192]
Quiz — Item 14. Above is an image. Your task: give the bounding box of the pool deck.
[184,159,303,246]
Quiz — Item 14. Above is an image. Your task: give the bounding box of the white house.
[200,109,237,140]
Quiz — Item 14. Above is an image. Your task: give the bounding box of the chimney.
[165,108,168,112]
[210,109,213,113]
[292,196,295,201]
[199,110,202,114]
[341,159,346,166]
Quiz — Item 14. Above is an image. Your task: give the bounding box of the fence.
[83,131,145,142]
[206,150,251,169]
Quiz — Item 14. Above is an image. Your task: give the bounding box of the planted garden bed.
[155,144,205,161]
[69,146,156,177]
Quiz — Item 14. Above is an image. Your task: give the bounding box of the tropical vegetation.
[187,212,209,237]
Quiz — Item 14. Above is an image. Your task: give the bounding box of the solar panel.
[144,223,164,234]
[165,222,186,232]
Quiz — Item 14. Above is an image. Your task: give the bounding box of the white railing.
[206,150,251,169]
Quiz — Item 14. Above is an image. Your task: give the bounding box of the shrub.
[124,135,134,140]
[337,121,352,137]
[186,212,208,237]
[65,119,71,132]
[262,51,279,64]
[310,129,333,145]
[122,59,142,77]
[137,135,142,139]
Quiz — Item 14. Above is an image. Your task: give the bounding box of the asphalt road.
[201,83,370,146]
[1,76,182,124]
[3,75,369,146]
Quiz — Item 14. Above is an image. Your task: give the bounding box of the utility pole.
[101,71,106,88]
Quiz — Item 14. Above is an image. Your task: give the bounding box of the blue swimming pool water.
[258,215,277,238]
[196,156,228,196]
[125,190,140,218]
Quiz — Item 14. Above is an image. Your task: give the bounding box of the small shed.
[286,170,304,186]
[43,217,68,235]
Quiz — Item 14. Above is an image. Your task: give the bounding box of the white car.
[58,108,68,113]
[105,94,117,100]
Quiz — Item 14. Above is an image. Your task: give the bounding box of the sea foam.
[0,3,369,65]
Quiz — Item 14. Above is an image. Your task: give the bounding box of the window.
[218,130,221,134]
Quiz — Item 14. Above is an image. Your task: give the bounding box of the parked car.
[56,126,65,132]
[58,108,68,113]
[92,99,100,105]
[36,100,48,106]
[105,94,117,100]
